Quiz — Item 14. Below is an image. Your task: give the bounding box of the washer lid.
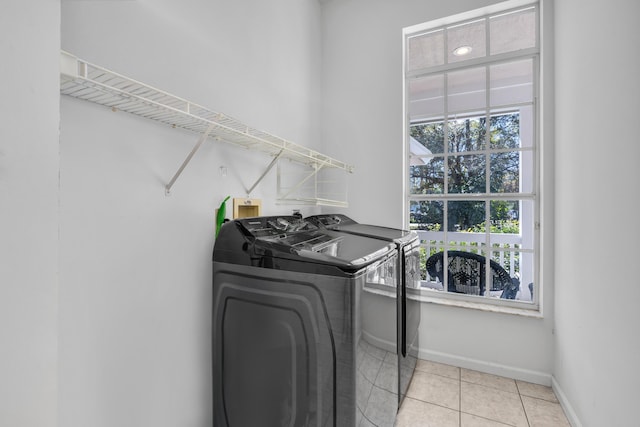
[306,214,417,245]
[232,216,396,270]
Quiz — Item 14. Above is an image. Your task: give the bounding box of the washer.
[305,214,421,406]
[212,215,401,426]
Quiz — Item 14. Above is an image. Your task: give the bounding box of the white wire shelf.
[60,51,353,204]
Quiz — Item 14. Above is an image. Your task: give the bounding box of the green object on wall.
[216,196,230,238]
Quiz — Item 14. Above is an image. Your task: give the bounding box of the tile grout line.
[420,365,523,396]
[515,380,532,427]
[413,363,568,426]
[413,364,564,426]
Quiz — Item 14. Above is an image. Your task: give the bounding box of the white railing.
[412,230,534,302]
[416,230,523,279]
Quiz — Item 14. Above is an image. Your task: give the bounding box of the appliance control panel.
[237,216,318,238]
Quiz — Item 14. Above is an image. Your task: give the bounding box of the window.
[403,3,539,309]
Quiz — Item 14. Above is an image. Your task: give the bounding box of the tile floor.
[395,360,570,427]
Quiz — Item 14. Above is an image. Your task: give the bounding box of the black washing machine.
[305,214,421,407]
[212,215,402,427]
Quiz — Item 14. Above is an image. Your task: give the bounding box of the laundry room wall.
[554,0,640,425]
[59,0,323,425]
[321,0,556,384]
[0,1,60,425]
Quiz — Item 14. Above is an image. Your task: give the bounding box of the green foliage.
[467,220,520,234]
[409,112,522,231]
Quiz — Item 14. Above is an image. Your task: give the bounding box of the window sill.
[408,288,543,318]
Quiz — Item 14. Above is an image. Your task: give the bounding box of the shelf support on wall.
[245,149,284,196]
[165,122,216,195]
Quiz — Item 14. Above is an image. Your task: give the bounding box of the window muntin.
[405,3,539,308]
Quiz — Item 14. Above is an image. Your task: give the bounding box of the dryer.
[305,214,421,406]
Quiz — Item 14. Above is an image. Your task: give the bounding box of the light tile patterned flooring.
[395,360,570,427]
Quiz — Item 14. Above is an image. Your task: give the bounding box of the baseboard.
[362,330,396,354]
[551,376,582,427]
[418,348,552,386]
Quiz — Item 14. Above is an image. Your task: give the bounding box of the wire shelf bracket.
[164,123,216,195]
[245,149,284,197]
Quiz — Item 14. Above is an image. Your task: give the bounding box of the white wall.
[0,1,60,426]
[554,0,640,425]
[321,0,555,384]
[59,1,322,425]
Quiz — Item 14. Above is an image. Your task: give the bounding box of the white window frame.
[402,0,541,314]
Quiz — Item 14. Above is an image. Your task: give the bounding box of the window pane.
[519,199,535,250]
[410,200,444,231]
[424,248,444,289]
[519,105,534,148]
[486,248,518,298]
[448,115,486,152]
[489,248,533,301]
[519,251,535,301]
[446,249,486,296]
[447,200,486,231]
[448,155,486,194]
[490,7,537,55]
[447,66,486,112]
[447,19,486,64]
[408,30,445,71]
[409,75,444,121]
[491,248,517,278]
[490,58,534,106]
[411,121,444,155]
[490,112,520,149]
[409,158,444,194]
[489,200,520,230]
[489,199,534,244]
[489,199,535,300]
[520,150,534,193]
[490,152,520,193]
